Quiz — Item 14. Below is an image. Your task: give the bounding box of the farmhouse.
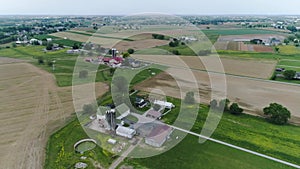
[145,124,173,147]
[116,126,136,139]
[135,97,148,108]
[153,100,175,109]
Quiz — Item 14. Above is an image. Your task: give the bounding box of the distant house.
[67,49,82,54]
[275,68,285,72]
[250,39,263,44]
[145,124,173,147]
[46,38,52,42]
[116,126,136,139]
[116,103,130,120]
[146,110,162,119]
[135,98,148,108]
[153,100,175,109]
[271,39,281,46]
[294,72,300,80]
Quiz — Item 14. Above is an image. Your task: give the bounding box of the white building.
[153,100,175,109]
[116,126,136,139]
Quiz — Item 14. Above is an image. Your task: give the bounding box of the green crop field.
[202,28,286,36]
[160,98,300,165]
[34,34,83,47]
[121,135,293,169]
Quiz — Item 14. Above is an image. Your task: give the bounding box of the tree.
[229,103,243,115]
[219,99,230,111]
[73,43,80,49]
[109,68,115,76]
[275,47,280,53]
[287,25,297,32]
[263,103,291,125]
[184,91,195,104]
[283,70,296,80]
[12,43,17,48]
[37,56,44,65]
[172,50,180,55]
[122,52,130,58]
[79,70,88,79]
[287,35,296,41]
[46,43,53,50]
[210,99,218,109]
[82,104,96,114]
[58,43,64,48]
[153,104,161,111]
[283,39,289,45]
[127,48,135,54]
[169,41,176,47]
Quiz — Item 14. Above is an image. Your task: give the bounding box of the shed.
[153,100,175,109]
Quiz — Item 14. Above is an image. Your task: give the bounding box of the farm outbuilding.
[145,124,173,147]
[153,100,175,109]
[116,126,136,139]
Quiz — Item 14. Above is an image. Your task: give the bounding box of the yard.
[45,118,114,169]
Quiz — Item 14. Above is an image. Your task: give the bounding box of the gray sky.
[0,0,299,15]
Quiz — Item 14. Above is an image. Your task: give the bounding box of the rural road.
[109,139,142,169]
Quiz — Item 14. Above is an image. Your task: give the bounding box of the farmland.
[132,54,276,79]
[1,15,300,169]
[0,46,112,87]
[134,66,300,123]
[0,59,108,169]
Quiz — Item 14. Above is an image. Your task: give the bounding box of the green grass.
[274,76,300,84]
[121,134,293,169]
[45,118,114,169]
[130,68,163,86]
[157,44,197,56]
[278,45,300,55]
[135,48,171,55]
[34,34,83,47]
[202,28,286,36]
[160,97,300,165]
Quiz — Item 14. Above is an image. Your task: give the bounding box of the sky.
[0,0,300,15]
